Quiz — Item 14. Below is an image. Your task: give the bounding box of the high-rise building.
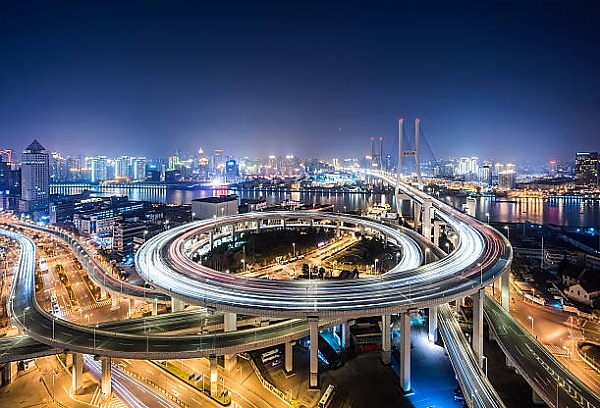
[131,157,146,181]
[19,139,50,216]
[90,156,108,183]
[575,152,599,188]
[114,156,131,180]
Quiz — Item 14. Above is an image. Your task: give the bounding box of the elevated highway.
[2,174,515,406]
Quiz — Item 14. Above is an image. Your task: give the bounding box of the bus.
[38,257,48,272]
[318,384,336,408]
[260,349,280,363]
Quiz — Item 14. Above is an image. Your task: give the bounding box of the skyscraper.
[575,152,599,188]
[19,139,50,216]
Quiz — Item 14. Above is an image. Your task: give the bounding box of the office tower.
[131,157,146,181]
[114,156,131,180]
[91,156,108,183]
[19,139,50,215]
[575,152,599,188]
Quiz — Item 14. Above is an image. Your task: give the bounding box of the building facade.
[19,140,50,216]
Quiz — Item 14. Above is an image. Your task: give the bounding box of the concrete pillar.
[8,361,17,384]
[308,316,320,389]
[129,298,135,317]
[341,321,350,350]
[230,226,235,243]
[381,314,391,365]
[428,305,438,343]
[209,355,218,397]
[501,271,510,310]
[224,354,237,374]
[282,219,286,229]
[110,291,119,308]
[400,312,411,393]
[72,353,83,395]
[101,357,111,397]
[209,231,214,250]
[224,312,237,332]
[171,297,185,313]
[433,221,442,247]
[64,353,73,367]
[412,202,421,231]
[422,199,432,240]
[100,287,107,300]
[151,300,158,316]
[336,221,341,237]
[472,288,484,367]
[285,341,295,373]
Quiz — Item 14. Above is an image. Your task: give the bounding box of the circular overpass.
[136,200,512,319]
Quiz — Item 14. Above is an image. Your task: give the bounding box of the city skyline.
[1,1,599,161]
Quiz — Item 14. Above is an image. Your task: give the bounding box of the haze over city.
[1,1,599,162]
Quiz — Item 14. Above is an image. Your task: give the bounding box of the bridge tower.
[395,118,424,227]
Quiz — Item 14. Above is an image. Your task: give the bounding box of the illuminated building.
[575,152,599,188]
[191,194,238,220]
[19,139,50,216]
[90,156,108,183]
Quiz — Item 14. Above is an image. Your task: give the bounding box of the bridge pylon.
[395,118,424,224]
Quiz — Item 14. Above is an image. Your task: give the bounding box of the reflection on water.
[52,184,599,228]
[444,196,600,228]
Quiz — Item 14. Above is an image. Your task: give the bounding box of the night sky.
[1,1,599,162]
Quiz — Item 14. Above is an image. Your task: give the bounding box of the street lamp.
[528,315,534,336]
[292,242,296,258]
[556,381,563,408]
[504,225,510,241]
[485,212,490,224]
[445,242,450,254]
[374,258,379,274]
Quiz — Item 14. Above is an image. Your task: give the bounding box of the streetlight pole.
[504,225,510,241]
[485,212,490,224]
[292,242,296,258]
[374,258,378,275]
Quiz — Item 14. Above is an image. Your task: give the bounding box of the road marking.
[191,397,203,405]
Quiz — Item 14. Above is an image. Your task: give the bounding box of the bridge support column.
[128,298,135,318]
[171,297,184,313]
[501,272,510,310]
[110,291,119,309]
[428,305,438,343]
[224,354,237,374]
[100,287,107,300]
[285,341,295,373]
[209,355,218,397]
[71,353,83,394]
[472,288,484,367]
[341,321,350,350]
[308,316,320,389]
[101,357,111,397]
[381,314,391,366]
[412,201,422,231]
[151,299,158,316]
[422,199,433,240]
[224,312,237,332]
[209,231,214,250]
[7,361,17,384]
[400,312,412,393]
